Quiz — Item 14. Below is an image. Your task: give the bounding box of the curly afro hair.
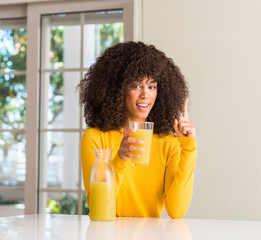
[78,41,189,135]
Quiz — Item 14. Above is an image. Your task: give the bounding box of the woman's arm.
[164,99,197,218]
[81,127,143,203]
[163,137,197,218]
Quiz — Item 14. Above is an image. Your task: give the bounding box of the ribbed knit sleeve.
[163,136,197,218]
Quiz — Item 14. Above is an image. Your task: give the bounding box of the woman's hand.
[173,99,196,137]
[118,129,144,161]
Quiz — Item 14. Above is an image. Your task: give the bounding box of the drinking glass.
[129,122,154,166]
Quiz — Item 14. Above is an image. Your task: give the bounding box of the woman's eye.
[134,85,141,89]
[149,85,157,90]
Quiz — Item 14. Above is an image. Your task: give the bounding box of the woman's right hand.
[118,129,144,161]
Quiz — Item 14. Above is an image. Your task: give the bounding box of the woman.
[78,41,197,218]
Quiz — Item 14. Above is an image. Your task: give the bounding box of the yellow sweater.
[81,127,197,218]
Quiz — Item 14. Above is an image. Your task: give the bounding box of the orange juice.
[129,129,153,165]
[90,181,116,221]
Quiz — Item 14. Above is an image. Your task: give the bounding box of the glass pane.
[0,191,24,217]
[0,75,26,130]
[83,10,124,68]
[81,173,85,191]
[39,192,79,214]
[0,132,26,186]
[41,13,81,69]
[40,72,80,129]
[39,132,80,190]
[0,19,27,71]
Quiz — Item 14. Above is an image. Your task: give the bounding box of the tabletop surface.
[0,214,261,240]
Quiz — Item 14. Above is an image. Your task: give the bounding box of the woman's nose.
[139,87,149,98]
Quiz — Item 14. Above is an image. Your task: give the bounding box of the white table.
[0,214,260,240]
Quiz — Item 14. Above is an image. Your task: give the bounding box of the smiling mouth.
[136,103,149,111]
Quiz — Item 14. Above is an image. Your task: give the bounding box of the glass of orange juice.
[129,122,154,166]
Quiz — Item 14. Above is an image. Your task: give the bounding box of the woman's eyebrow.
[147,80,157,84]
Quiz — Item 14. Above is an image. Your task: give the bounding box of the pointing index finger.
[183,98,189,119]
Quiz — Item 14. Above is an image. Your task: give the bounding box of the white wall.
[143,0,261,221]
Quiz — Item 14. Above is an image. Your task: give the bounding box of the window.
[0,18,27,216]
[39,10,124,214]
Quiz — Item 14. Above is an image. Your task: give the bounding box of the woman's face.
[125,76,157,123]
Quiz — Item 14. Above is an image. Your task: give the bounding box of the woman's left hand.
[173,99,196,137]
